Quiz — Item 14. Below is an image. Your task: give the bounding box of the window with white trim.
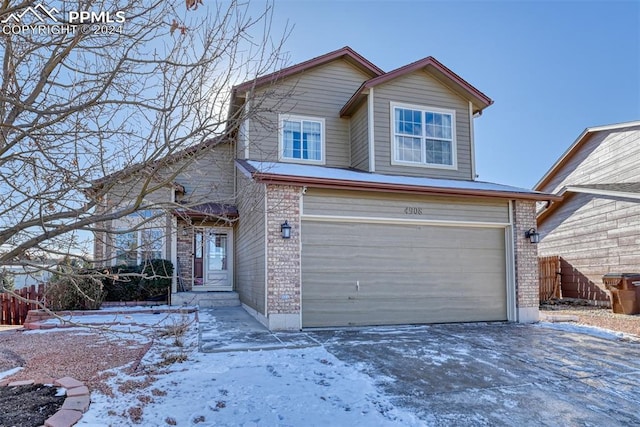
[392,103,456,168]
[112,210,165,266]
[279,115,325,164]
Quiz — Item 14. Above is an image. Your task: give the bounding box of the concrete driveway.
[308,323,640,426]
[200,308,640,426]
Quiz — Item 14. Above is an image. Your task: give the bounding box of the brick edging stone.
[23,307,197,330]
[0,376,90,427]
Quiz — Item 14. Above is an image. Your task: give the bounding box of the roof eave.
[340,56,493,117]
[232,46,384,95]
[252,172,559,202]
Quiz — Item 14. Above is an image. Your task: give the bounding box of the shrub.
[45,274,105,311]
[103,259,172,302]
[139,259,173,300]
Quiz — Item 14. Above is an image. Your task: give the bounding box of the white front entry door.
[193,227,233,291]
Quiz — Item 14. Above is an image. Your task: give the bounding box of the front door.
[193,227,233,291]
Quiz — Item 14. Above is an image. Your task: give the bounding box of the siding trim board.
[368,89,375,172]
[302,214,509,228]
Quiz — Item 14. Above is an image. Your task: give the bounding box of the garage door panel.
[304,248,505,274]
[303,296,507,327]
[302,221,507,327]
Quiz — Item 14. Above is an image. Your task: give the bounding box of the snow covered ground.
[65,308,423,426]
[3,307,639,426]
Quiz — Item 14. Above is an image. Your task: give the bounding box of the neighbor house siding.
[539,193,640,291]
[539,127,640,194]
[537,126,640,300]
[373,71,472,179]
[350,101,369,171]
[248,60,371,167]
[235,173,266,314]
[303,188,509,223]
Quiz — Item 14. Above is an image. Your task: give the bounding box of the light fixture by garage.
[525,228,540,244]
[280,220,292,239]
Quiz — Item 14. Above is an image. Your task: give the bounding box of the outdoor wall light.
[525,227,540,244]
[280,220,292,239]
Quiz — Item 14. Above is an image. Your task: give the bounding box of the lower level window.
[114,228,164,265]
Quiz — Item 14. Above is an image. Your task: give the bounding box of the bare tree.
[0,0,288,305]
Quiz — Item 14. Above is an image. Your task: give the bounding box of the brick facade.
[265,185,302,323]
[513,200,539,321]
[176,222,193,291]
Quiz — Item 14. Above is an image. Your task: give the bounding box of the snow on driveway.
[75,309,422,426]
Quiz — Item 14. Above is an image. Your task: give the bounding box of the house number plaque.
[404,207,423,215]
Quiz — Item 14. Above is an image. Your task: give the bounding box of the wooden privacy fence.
[539,255,562,302]
[0,284,45,325]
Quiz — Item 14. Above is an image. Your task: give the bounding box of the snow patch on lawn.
[74,311,422,426]
[0,367,23,380]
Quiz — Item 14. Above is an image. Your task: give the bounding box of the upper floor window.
[391,103,457,169]
[279,115,325,164]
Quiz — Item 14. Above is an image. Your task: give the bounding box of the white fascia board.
[565,186,640,201]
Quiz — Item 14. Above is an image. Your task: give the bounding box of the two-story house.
[94,47,555,330]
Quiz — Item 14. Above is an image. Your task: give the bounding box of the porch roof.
[172,202,238,220]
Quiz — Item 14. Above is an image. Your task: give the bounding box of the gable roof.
[237,160,558,202]
[534,120,640,191]
[340,56,493,117]
[232,46,384,95]
[89,135,227,193]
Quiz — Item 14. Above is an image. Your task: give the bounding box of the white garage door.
[302,221,507,327]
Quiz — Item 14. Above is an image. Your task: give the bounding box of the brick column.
[176,222,193,291]
[513,200,539,322]
[265,184,302,330]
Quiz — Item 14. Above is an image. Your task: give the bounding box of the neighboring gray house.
[535,121,640,303]
[94,47,555,330]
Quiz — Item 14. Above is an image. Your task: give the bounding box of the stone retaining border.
[0,376,90,427]
[23,307,197,330]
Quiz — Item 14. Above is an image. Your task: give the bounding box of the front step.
[171,291,241,308]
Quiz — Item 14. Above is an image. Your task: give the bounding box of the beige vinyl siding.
[539,127,640,194]
[301,221,507,327]
[170,142,235,205]
[373,71,472,179]
[248,60,371,167]
[235,173,266,314]
[539,192,640,291]
[303,189,509,223]
[350,100,369,171]
[99,142,236,266]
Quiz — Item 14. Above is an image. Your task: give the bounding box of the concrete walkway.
[198,307,318,352]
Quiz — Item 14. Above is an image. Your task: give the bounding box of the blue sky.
[258,0,640,189]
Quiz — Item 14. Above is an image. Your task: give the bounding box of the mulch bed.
[0,384,64,427]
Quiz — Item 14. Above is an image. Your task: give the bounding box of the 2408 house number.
[404,207,423,215]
